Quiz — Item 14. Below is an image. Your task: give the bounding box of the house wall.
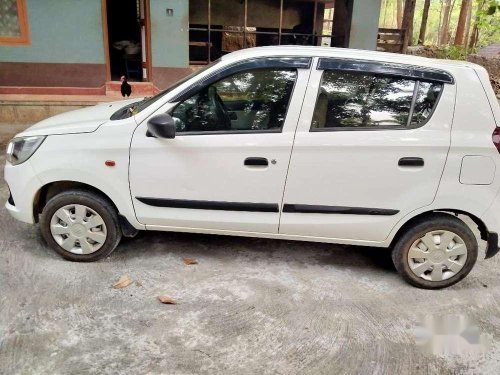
[0,0,384,91]
[150,0,193,89]
[0,0,106,87]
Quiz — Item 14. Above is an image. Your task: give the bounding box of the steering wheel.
[207,86,232,130]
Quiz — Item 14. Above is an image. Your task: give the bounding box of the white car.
[5,46,500,289]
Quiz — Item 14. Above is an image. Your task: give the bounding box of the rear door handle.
[244,157,268,166]
[399,157,424,167]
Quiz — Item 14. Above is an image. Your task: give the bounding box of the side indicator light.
[105,160,116,167]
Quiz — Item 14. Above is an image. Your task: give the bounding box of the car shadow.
[117,230,396,273]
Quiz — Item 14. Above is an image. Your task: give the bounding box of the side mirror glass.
[147,114,176,139]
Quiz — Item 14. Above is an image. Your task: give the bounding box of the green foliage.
[379,0,500,47]
[475,0,500,47]
[433,45,477,59]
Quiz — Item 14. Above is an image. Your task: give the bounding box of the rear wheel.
[392,214,478,289]
[40,190,122,262]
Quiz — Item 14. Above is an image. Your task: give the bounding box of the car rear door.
[129,57,311,234]
[279,57,456,243]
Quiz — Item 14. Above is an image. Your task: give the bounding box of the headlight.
[6,136,46,165]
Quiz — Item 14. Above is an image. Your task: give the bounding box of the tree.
[438,0,452,45]
[401,0,417,51]
[418,0,432,45]
[397,0,404,27]
[455,0,471,45]
[468,0,487,49]
[463,0,473,46]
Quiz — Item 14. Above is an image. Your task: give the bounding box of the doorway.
[104,0,150,82]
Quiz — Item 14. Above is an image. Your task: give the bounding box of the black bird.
[120,75,132,97]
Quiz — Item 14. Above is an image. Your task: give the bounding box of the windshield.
[110,60,220,120]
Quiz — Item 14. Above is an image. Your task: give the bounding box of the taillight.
[493,127,500,154]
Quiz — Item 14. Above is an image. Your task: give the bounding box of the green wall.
[0,0,105,64]
[150,0,189,68]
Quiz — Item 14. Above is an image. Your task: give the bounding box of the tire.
[40,189,122,262]
[392,214,478,289]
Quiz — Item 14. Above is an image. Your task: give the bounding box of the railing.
[377,28,406,53]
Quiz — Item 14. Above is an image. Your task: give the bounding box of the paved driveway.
[1,125,500,374]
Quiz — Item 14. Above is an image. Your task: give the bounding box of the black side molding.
[136,197,279,213]
[317,58,454,84]
[283,204,399,216]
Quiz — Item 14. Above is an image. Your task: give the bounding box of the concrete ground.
[1,124,500,374]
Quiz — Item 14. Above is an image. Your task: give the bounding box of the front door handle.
[399,157,424,167]
[244,157,268,166]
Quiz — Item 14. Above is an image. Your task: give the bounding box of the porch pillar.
[348,0,382,50]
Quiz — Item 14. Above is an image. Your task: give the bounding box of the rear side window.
[410,81,443,126]
[311,70,443,130]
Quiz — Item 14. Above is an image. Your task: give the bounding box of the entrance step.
[105,81,156,96]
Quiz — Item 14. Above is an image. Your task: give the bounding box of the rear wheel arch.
[391,213,479,288]
[390,209,488,249]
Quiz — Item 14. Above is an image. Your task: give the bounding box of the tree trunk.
[463,0,473,48]
[397,0,404,28]
[382,0,388,27]
[436,0,444,44]
[401,0,416,52]
[438,0,452,46]
[454,0,470,46]
[418,0,431,45]
[468,0,486,49]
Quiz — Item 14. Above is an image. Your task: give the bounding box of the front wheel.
[392,214,478,289]
[40,190,122,262]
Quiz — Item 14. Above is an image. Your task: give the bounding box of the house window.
[188,0,334,65]
[0,0,30,45]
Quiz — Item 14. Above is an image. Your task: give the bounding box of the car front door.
[129,58,311,233]
[280,57,456,243]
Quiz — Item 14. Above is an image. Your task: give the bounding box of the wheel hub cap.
[50,204,107,255]
[407,230,468,282]
[429,250,446,264]
[70,224,86,238]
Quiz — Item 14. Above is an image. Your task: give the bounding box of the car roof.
[221,45,479,72]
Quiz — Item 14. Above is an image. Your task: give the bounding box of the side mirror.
[147,114,176,139]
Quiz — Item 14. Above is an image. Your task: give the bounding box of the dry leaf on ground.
[158,295,176,304]
[112,275,133,289]
[183,258,198,265]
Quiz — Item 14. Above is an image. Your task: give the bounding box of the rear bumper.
[486,232,500,259]
[481,195,500,259]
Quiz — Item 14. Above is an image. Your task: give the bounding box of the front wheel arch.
[34,181,119,223]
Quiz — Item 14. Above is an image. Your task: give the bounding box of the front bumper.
[4,161,43,224]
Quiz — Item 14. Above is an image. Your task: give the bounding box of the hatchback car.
[5,46,500,289]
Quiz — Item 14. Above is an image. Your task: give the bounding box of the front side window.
[311,70,443,130]
[171,68,297,133]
